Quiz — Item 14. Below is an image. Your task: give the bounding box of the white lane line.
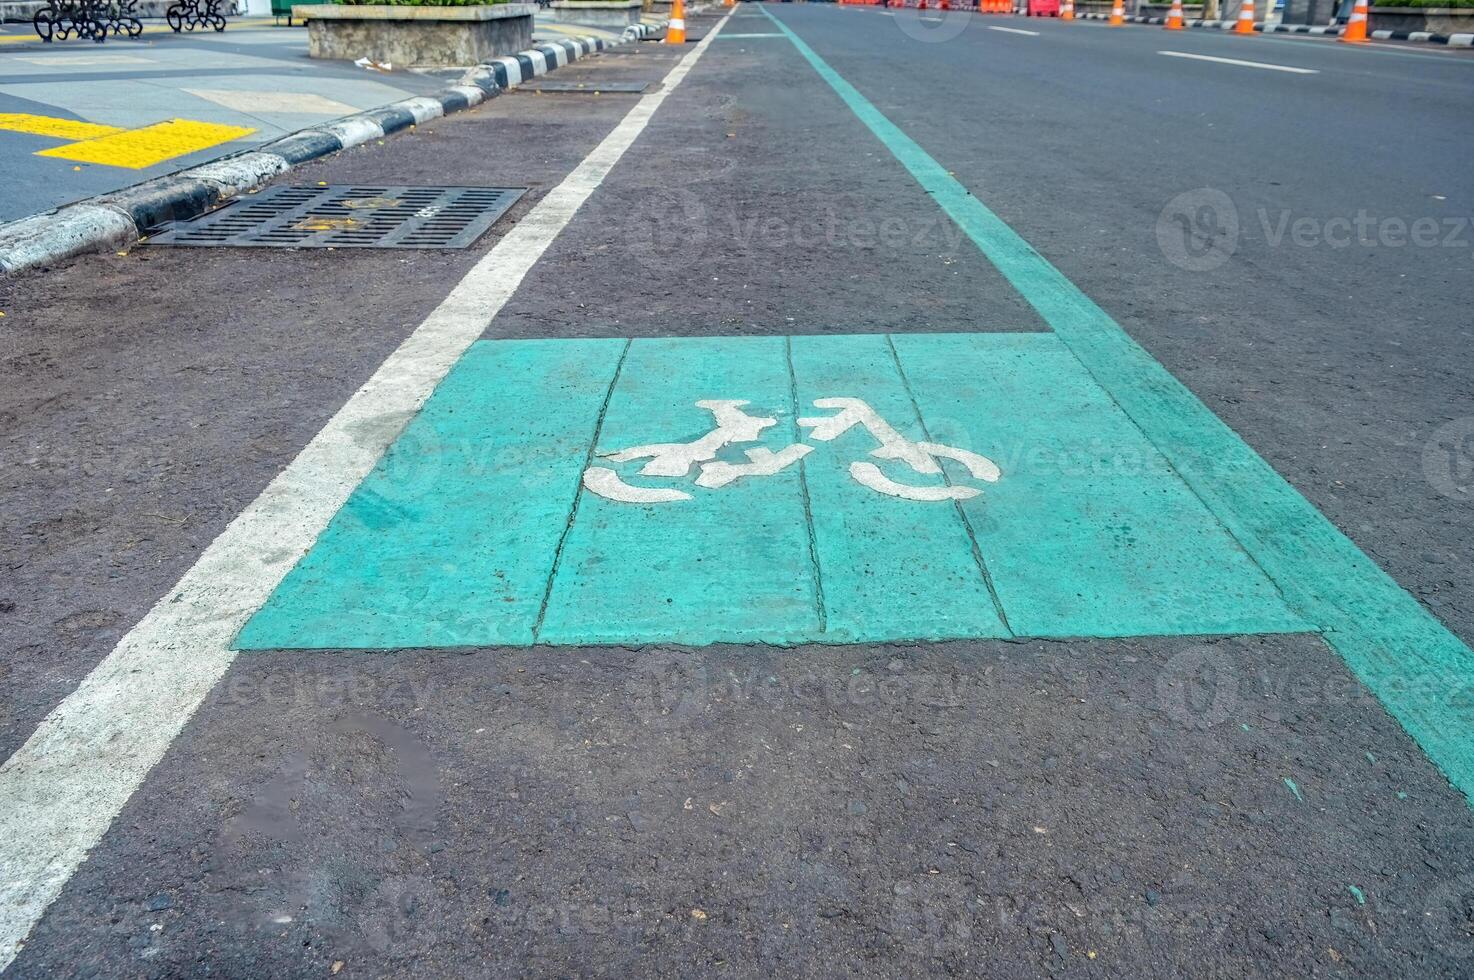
[0,11,732,973]
[1157,50,1320,73]
[988,25,1040,35]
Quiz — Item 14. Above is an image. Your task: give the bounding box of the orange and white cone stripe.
[1060,0,1073,19]
[1234,0,1255,33]
[1108,0,1124,24]
[1340,0,1369,41]
[1165,0,1183,28]
[665,0,686,44]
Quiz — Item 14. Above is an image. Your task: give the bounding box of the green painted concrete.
[891,333,1307,639]
[788,333,1007,643]
[237,333,1304,651]
[760,6,1474,801]
[538,336,821,646]
[235,338,625,650]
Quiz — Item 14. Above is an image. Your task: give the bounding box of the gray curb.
[1073,11,1474,45]
[0,20,669,276]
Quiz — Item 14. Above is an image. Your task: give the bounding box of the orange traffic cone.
[1108,0,1124,24]
[1340,0,1368,41]
[1165,0,1183,27]
[1060,0,1073,19]
[1234,0,1254,32]
[665,0,686,43]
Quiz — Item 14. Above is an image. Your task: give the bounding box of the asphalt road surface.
[2,6,1473,977]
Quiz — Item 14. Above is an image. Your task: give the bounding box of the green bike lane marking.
[237,331,1306,650]
[236,339,626,649]
[758,4,1474,801]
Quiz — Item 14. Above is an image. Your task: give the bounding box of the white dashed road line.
[1158,50,1320,73]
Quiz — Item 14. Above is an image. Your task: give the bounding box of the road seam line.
[532,339,634,643]
[884,334,1015,637]
[785,335,830,635]
[0,12,731,971]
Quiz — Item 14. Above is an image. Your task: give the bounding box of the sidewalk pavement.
[0,13,670,224]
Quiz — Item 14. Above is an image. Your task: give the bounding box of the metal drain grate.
[146,185,527,250]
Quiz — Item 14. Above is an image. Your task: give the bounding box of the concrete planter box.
[1368,5,1474,32]
[548,0,641,25]
[295,3,536,66]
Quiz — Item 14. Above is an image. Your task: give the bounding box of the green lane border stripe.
[761,5,1474,802]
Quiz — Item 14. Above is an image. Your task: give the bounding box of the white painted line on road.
[988,25,1040,35]
[1157,50,1319,73]
[0,10,735,973]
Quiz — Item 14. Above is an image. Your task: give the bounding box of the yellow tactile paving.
[0,113,122,141]
[36,118,256,169]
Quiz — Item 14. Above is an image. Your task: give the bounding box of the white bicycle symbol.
[582,397,1000,504]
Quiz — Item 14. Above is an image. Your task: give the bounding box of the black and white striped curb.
[0,21,667,276]
[464,21,665,90]
[1074,11,1473,44]
[1364,26,1473,44]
